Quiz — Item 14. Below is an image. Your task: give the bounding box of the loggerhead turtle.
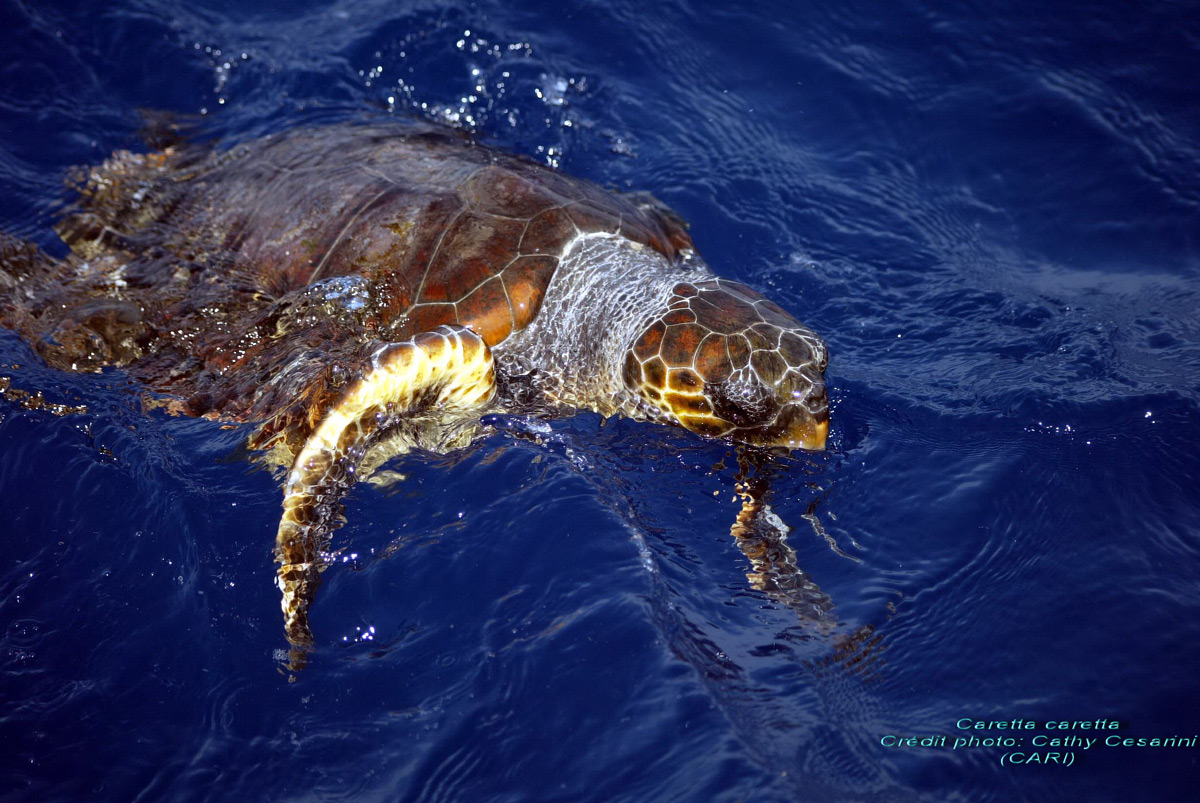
[0,122,829,661]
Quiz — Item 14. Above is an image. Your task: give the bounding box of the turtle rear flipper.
[274,325,495,668]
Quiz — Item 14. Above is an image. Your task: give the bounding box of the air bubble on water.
[346,624,376,643]
[625,523,657,575]
[536,75,570,107]
[363,23,586,151]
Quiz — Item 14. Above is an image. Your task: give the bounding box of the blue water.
[2,1,1199,801]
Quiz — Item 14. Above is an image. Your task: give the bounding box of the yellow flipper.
[274,325,495,662]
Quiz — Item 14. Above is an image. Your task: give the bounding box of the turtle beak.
[733,404,828,452]
[765,386,829,452]
[780,415,828,451]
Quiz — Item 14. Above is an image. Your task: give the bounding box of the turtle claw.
[273,325,495,662]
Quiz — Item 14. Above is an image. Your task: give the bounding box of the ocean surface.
[2,1,1199,801]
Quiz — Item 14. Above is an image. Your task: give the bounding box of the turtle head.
[622,280,829,451]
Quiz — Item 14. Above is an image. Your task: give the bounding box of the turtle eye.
[706,377,778,429]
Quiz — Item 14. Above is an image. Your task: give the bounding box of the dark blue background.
[2,1,1199,800]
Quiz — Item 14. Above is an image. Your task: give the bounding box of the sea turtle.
[0,121,829,662]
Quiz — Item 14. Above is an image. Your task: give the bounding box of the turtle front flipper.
[730,453,887,679]
[274,325,495,666]
[729,452,836,627]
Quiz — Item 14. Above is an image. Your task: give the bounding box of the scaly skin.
[275,325,494,664]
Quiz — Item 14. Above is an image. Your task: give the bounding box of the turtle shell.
[5,123,694,437]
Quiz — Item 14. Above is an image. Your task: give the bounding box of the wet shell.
[3,122,693,450]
